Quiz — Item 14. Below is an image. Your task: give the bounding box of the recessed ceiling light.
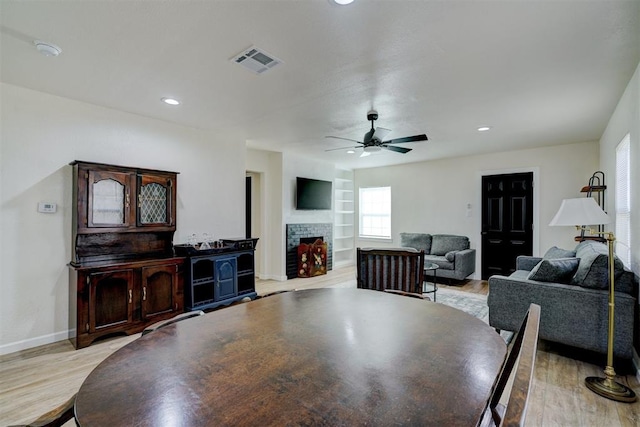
[477,126,492,132]
[34,40,61,57]
[162,97,180,106]
[333,0,355,5]
[347,150,355,154]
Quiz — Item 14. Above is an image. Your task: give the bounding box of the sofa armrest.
[516,256,542,272]
[453,249,476,277]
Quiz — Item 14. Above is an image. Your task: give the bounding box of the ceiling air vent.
[231,46,283,74]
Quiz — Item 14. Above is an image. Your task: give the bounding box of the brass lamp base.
[585,376,637,403]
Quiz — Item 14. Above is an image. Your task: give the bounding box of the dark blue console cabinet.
[179,242,257,312]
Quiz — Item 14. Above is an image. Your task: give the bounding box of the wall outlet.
[38,202,57,213]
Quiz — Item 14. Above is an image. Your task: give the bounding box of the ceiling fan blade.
[325,145,361,152]
[383,145,412,154]
[360,150,371,157]
[383,134,428,144]
[372,127,391,142]
[325,136,364,144]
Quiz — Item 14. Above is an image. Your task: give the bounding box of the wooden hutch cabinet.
[69,161,183,349]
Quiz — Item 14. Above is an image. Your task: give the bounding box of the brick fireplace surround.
[286,223,333,279]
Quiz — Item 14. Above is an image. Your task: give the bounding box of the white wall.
[247,150,348,280]
[598,62,640,360]
[599,62,640,277]
[0,83,246,354]
[354,141,600,278]
[246,149,284,280]
[282,153,335,225]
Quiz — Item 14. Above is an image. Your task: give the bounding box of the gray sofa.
[488,240,637,359]
[400,233,476,281]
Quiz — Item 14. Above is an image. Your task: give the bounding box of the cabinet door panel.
[215,257,237,301]
[87,170,135,228]
[89,270,134,332]
[141,264,178,319]
[137,173,175,227]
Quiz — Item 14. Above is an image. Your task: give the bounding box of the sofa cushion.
[616,270,635,295]
[509,270,531,280]
[543,246,576,259]
[445,251,456,262]
[572,241,624,289]
[400,233,432,254]
[430,235,469,256]
[424,255,454,270]
[527,258,580,283]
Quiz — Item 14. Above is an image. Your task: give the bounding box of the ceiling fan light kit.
[325,110,428,157]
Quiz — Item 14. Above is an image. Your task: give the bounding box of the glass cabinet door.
[88,170,134,228]
[138,174,175,226]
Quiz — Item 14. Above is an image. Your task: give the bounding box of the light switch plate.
[38,202,57,213]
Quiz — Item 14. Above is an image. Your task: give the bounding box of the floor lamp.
[549,197,636,402]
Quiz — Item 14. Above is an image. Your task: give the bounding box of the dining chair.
[8,393,76,427]
[357,248,425,293]
[383,289,431,301]
[141,310,205,336]
[481,303,541,427]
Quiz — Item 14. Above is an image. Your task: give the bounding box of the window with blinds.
[615,134,631,267]
[359,186,391,239]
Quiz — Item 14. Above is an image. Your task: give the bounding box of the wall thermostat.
[38,202,57,213]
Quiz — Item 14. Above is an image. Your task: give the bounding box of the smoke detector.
[34,40,62,57]
[231,46,283,74]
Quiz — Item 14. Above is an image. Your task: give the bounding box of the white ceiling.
[2,0,639,170]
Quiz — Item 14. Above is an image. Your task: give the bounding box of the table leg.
[433,269,437,302]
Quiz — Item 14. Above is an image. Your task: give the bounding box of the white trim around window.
[615,133,631,268]
[359,186,391,239]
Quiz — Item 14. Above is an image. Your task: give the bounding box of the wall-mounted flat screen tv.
[296,177,332,210]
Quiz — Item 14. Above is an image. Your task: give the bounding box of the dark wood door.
[481,172,533,279]
[141,264,179,320]
[89,269,134,332]
[246,176,251,238]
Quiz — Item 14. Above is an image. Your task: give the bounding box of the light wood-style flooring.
[1,266,639,426]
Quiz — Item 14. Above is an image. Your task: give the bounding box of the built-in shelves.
[334,173,355,268]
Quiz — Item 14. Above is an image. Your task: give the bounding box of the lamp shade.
[549,197,611,226]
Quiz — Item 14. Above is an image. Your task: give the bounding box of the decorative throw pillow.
[445,251,456,262]
[527,257,580,283]
[572,241,625,289]
[543,246,577,259]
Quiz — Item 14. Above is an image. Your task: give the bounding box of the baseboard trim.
[257,273,288,281]
[0,330,72,356]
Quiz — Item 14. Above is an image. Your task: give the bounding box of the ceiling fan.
[325,110,428,157]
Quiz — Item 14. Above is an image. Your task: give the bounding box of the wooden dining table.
[75,288,507,426]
